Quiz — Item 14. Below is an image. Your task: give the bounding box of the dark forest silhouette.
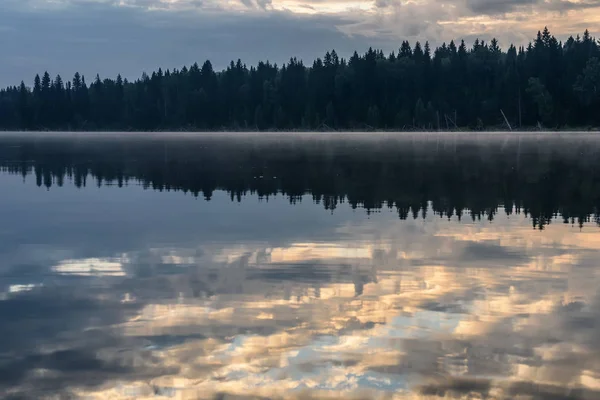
[0,28,599,131]
[1,133,600,229]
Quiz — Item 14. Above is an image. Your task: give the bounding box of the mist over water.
[1,133,600,399]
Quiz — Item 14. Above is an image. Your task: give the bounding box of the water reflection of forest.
[1,133,599,229]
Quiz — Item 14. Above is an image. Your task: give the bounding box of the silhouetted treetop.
[0,27,599,131]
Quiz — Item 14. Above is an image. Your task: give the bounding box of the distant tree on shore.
[0,27,599,131]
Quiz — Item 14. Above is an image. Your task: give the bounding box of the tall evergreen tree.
[1,27,599,131]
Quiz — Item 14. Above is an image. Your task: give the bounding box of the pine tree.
[1,27,598,131]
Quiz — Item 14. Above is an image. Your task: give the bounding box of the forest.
[1,134,600,229]
[0,27,599,131]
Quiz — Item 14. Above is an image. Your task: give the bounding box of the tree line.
[0,27,599,131]
[1,133,600,229]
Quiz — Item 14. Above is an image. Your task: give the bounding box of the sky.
[1,0,600,87]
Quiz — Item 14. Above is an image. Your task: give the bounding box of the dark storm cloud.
[374,0,394,7]
[239,0,273,10]
[464,0,538,14]
[546,0,600,11]
[464,0,600,14]
[0,0,388,87]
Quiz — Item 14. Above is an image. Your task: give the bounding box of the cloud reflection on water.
[0,139,599,400]
[1,200,594,398]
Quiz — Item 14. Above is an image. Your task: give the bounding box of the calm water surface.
[1,132,600,399]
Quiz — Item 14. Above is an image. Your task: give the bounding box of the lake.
[1,132,600,399]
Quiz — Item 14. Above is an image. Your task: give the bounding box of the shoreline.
[0,130,599,136]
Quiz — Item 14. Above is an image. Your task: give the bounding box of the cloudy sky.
[1,0,600,90]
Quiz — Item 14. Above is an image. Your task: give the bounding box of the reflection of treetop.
[1,134,599,230]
